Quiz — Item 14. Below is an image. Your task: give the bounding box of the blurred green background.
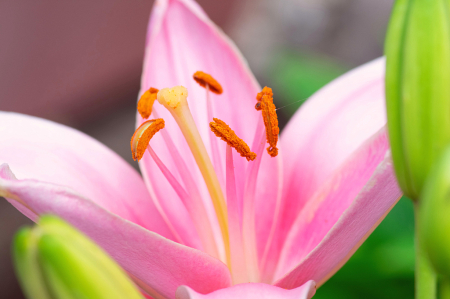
[317,197,414,298]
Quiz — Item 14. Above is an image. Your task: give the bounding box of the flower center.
[130,71,280,283]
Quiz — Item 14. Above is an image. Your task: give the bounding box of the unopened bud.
[385,0,450,200]
[13,216,144,299]
[420,146,450,278]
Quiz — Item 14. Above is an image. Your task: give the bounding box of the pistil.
[157,86,231,268]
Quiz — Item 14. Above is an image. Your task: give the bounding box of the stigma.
[130,119,165,161]
[138,87,159,119]
[157,86,188,110]
[193,71,223,94]
[256,87,279,157]
[210,118,256,161]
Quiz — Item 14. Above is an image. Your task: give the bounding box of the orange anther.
[255,86,273,111]
[258,87,279,157]
[130,119,165,161]
[137,87,159,119]
[193,71,223,94]
[210,118,256,161]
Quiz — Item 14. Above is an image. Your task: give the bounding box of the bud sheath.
[421,146,450,278]
[13,216,144,299]
[385,0,450,200]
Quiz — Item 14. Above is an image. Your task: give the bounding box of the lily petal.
[176,281,316,299]
[274,137,401,288]
[139,0,281,256]
[261,58,388,278]
[0,112,173,238]
[280,57,386,228]
[0,167,232,299]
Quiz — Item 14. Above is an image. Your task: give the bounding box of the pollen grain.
[138,87,159,119]
[258,87,279,157]
[210,118,256,161]
[193,71,223,94]
[130,118,165,161]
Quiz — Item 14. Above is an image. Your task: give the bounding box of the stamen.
[157,86,231,268]
[225,145,248,284]
[205,84,225,191]
[193,71,223,94]
[147,145,219,258]
[257,87,279,157]
[130,119,165,161]
[137,87,159,119]
[210,118,256,161]
[242,121,266,282]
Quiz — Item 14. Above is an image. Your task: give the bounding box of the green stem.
[441,278,450,299]
[414,202,437,299]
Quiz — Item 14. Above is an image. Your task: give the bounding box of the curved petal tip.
[176,281,316,299]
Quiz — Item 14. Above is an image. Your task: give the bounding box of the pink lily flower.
[0,0,402,298]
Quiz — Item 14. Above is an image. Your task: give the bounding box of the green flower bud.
[420,146,450,278]
[13,215,144,299]
[385,0,450,200]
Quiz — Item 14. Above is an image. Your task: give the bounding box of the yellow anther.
[258,87,279,157]
[157,86,188,110]
[193,71,223,94]
[210,118,257,161]
[137,87,159,119]
[130,119,165,161]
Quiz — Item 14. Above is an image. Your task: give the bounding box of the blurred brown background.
[0,0,393,298]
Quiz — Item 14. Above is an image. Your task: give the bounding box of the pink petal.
[280,58,386,230]
[176,281,316,299]
[261,58,388,279]
[139,0,282,261]
[275,127,392,278]
[0,164,39,221]
[0,168,232,299]
[274,141,401,288]
[0,112,173,239]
